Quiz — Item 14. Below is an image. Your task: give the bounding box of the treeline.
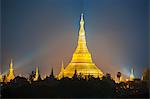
[1,74,149,98]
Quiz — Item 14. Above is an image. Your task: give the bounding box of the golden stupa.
[6,59,15,82]
[34,67,39,81]
[58,14,103,78]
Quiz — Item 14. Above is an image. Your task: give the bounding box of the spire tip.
[81,13,84,19]
[11,58,13,63]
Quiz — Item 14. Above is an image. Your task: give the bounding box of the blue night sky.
[1,0,149,78]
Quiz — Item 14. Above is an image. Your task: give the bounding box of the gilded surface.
[58,14,103,78]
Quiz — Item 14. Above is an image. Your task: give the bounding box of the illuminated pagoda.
[6,59,15,82]
[34,67,39,81]
[0,73,3,82]
[59,14,103,78]
[129,68,135,81]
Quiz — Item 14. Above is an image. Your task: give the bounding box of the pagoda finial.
[11,58,13,64]
[81,13,83,20]
[80,13,84,24]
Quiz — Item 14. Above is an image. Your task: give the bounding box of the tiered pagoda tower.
[59,14,103,78]
[7,59,15,82]
[34,67,39,81]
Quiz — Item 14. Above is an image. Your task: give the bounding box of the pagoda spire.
[10,59,13,69]
[80,13,84,27]
[7,59,15,82]
[130,68,135,81]
[34,66,39,81]
[77,13,87,48]
[59,14,103,78]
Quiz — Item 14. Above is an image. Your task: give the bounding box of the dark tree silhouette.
[117,72,121,79]
[72,69,78,79]
[1,72,149,98]
[29,71,35,82]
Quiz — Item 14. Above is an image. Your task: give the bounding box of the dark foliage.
[1,75,149,98]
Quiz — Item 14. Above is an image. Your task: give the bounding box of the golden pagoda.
[59,14,103,78]
[7,59,15,82]
[0,73,3,82]
[34,67,39,81]
[129,68,134,81]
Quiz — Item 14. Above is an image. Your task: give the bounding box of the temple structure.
[129,68,135,81]
[6,59,15,82]
[58,14,103,78]
[34,67,39,81]
[0,73,3,82]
